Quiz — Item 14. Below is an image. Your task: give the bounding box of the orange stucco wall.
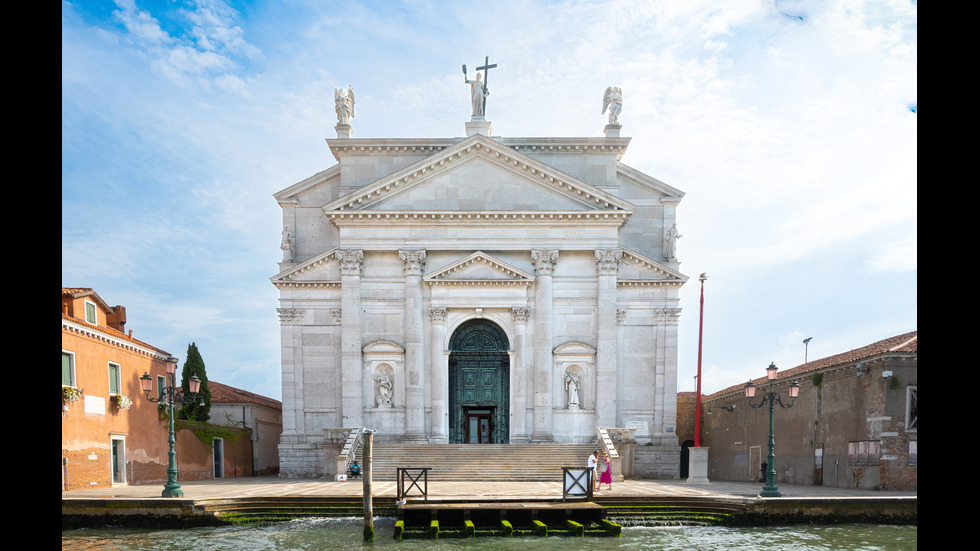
[62,327,173,490]
[62,291,257,490]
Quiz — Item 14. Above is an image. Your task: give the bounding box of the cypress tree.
[177,342,211,421]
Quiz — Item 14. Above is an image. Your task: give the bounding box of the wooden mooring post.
[362,429,374,541]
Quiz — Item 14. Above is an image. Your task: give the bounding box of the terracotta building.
[699,331,917,490]
[62,288,175,490]
[207,381,282,476]
[62,288,261,490]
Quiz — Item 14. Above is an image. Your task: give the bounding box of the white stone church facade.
[272,109,688,478]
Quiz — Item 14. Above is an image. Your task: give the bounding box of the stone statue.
[463,67,488,117]
[664,223,682,260]
[280,227,293,262]
[602,86,623,125]
[377,375,393,407]
[565,371,581,409]
[334,85,355,126]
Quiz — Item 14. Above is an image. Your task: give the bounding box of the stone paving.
[61,475,916,501]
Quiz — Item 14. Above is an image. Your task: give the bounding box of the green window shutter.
[85,302,96,323]
[62,353,74,386]
[109,363,120,394]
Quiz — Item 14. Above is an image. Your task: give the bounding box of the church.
[272,68,688,478]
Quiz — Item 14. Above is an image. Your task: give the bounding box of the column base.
[686,446,710,484]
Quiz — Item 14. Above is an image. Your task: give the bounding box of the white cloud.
[64,0,916,401]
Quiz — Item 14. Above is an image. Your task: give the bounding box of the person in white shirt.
[588,451,599,491]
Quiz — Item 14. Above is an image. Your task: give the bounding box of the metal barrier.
[562,466,594,501]
[396,467,431,502]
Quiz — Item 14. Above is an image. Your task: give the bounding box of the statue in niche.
[334,85,355,126]
[602,86,623,125]
[565,371,581,409]
[664,222,682,261]
[376,375,393,407]
[280,227,293,262]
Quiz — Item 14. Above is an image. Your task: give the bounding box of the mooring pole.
[363,429,374,541]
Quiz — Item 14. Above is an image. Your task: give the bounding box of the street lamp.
[744,362,800,497]
[139,356,203,498]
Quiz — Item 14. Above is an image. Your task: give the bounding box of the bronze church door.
[449,319,509,444]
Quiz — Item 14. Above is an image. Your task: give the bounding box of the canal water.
[62,517,916,550]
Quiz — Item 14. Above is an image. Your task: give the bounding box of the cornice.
[325,210,631,225]
[62,317,171,360]
[272,281,342,289]
[322,134,635,215]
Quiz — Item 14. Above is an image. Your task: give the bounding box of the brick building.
[62,288,258,490]
[207,381,282,476]
[699,331,917,490]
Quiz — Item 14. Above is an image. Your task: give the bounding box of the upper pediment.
[424,251,534,287]
[322,134,634,224]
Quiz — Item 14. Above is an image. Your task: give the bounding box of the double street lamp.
[140,357,203,498]
[744,362,800,497]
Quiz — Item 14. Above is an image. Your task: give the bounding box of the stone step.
[354,443,598,481]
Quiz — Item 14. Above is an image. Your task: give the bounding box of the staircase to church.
[354,443,598,482]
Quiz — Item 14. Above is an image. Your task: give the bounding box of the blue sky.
[62,0,916,402]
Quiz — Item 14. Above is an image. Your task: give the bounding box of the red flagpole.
[694,273,707,447]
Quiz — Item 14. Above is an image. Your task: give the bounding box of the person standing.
[599,453,613,491]
[588,450,599,491]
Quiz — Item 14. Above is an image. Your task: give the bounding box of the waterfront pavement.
[61,475,916,502]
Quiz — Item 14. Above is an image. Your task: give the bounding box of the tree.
[177,342,211,421]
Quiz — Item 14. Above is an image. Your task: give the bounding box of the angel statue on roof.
[602,86,623,125]
[335,85,355,126]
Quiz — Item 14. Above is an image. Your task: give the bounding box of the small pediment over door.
[424,252,533,308]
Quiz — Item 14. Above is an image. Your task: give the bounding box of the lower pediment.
[424,252,533,287]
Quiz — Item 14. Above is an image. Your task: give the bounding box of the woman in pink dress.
[599,454,612,490]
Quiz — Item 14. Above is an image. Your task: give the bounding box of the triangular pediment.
[424,252,534,286]
[322,134,634,222]
[270,247,343,288]
[617,247,688,287]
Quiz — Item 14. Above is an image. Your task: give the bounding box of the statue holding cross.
[462,55,496,118]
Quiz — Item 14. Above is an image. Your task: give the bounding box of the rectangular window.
[157,375,167,402]
[906,386,917,431]
[848,440,881,466]
[108,362,121,395]
[62,352,75,386]
[85,300,97,324]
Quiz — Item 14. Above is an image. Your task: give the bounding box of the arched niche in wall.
[553,341,596,410]
[363,341,404,408]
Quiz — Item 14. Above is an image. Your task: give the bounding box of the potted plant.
[114,394,133,410]
[63,386,83,404]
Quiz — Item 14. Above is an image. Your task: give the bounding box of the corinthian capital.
[398,249,427,276]
[595,248,623,275]
[530,249,559,275]
[335,249,363,275]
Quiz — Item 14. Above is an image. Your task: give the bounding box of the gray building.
[700,331,917,490]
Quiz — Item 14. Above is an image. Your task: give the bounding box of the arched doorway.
[448,319,510,444]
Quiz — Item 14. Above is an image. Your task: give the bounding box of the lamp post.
[694,273,707,447]
[139,356,202,498]
[803,337,812,363]
[744,362,800,497]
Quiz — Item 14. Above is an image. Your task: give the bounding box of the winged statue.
[602,86,623,125]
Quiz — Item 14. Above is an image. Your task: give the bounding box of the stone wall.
[633,444,681,479]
